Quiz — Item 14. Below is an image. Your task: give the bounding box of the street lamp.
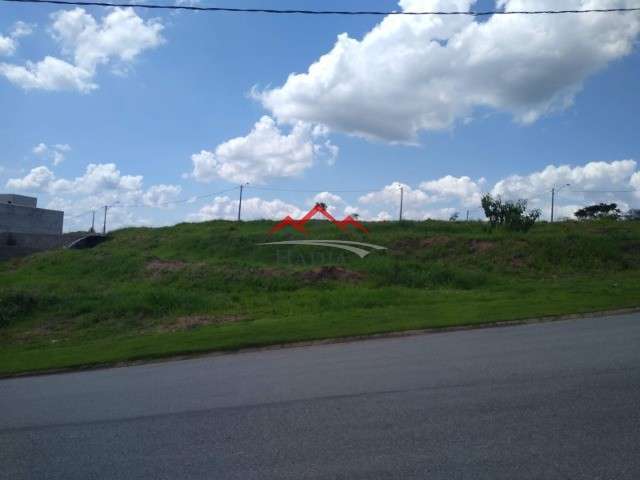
[550,183,570,223]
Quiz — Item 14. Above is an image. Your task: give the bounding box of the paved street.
[2,313,640,479]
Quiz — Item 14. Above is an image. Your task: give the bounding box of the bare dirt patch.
[145,259,188,277]
[419,236,452,248]
[469,240,495,254]
[157,314,248,333]
[392,236,453,252]
[300,266,364,283]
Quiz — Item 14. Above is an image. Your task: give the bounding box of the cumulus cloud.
[360,181,430,210]
[631,172,640,198]
[33,142,71,165]
[142,184,183,207]
[0,56,96,92]
[188,195,303,222]
[491,159,639,219]
[7,163,141,194]
[6,166,55,192]
[0,36,16,57]
[7,162,182,230]
[256,0,640,142]
[6,162,181,205]
[420,175,484,206]
[1,8,164,92]
[190,115,338,184]
[0,21,33,56]
[492,160,638,198]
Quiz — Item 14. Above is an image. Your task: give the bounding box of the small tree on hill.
[481,194,541,232]
[574,203,621,220]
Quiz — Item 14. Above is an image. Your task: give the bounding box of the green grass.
[1,219,639,375]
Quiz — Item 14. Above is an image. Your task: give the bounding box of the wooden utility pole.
[237,184,245,221]
[102,205,109,235]
[399,187,404,222]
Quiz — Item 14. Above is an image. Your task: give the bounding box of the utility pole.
[550,183,570,223]
[102,205,108,235]
[466,210,469,221]
[399,187,404,222]
[90,210,95,233]
[237,184,246,222]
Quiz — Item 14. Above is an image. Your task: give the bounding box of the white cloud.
[0,21,34,57]
[491,159,639,219]
[191,115,338,184]
[0,56,97,92]
[142,184,182,207]
[7,162,182,231]
[188,195,303,222]
[6,166,55,191]
[1,8,164,92]
[420,175,484,206]
[311,191,343,206]
[360,181,429,206]
[352,161,640,221]
[6,163,142,194]
[51,8,164,73]
[492,160,638,198]
[631,172,640,198]
[32,142,71,165]
[256,0,640,142]
[0,36,16,57]
[32,143,48,155]
[4,162,186,207]
[11,21,34,39]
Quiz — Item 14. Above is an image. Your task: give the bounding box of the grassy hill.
[1,219,639,375]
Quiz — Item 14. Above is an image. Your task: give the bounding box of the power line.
[109,186,239,208]
[247,186,385,193]
[569,189,640,193]
[2,0,640,16]
[64,208,95,219]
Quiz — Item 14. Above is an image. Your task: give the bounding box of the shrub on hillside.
[0,292,38,328]
[481,194,541,232]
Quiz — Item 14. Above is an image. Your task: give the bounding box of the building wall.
[0,203,64,235]
[0,232,88,261]
[0,194,37,208]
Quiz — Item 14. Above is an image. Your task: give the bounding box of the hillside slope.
[1,219,639,374]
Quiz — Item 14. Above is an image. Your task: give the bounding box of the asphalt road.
[2,314,640,479]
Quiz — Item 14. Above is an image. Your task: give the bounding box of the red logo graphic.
[270,203,368,234]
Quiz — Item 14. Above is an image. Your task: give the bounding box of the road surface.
[2,313,640,479]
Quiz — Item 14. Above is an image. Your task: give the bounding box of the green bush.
[0,292,38,328]
[481,194,541,232]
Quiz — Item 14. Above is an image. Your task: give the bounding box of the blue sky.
[1,0,639,230]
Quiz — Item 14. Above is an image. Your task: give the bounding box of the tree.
[315,202,327,211]
[574,203,621,220]
[481,194,541,232]
[449,212,459,222]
